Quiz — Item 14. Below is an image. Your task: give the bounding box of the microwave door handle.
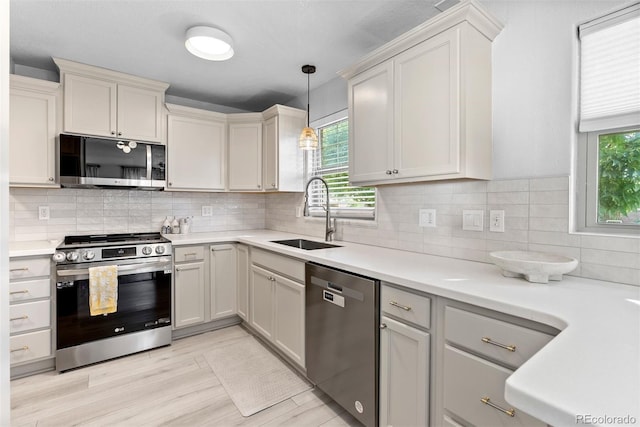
[146,144,152,180]
[57,261,171,278]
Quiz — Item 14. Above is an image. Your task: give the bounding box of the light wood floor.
[11,326,361,427]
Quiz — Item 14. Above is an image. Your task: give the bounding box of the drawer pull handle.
[10,315,29,322]
[10,346,29,353]
[183,253,197,257]
[10,267,29,272]
[10,290,30,295]
[389,301,412,311]
[480,397,515,417]
[481,337,516,352]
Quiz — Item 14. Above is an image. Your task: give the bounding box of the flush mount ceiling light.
[185,26,234,61]
[299,64,318,150]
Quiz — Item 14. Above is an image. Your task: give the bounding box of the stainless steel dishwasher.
[305,262,379,427]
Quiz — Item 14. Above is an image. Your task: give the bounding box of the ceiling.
[10,0,444,112]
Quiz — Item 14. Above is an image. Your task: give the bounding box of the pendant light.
[299,64,318,150]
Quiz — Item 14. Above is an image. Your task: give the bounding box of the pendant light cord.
[307,71,310,127]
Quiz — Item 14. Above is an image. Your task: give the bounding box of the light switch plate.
[38,206,50,220]
[489,210,505,232]
[419,209,436,227]
[462,210,483,231]
[202,206,213,217]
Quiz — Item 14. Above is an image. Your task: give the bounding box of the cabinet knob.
[117,132,122,136]
[168,182,173,186]
[386,170,392,175]
[48,177,54,181]
[271,183,276,187]
[379,323,387,329]
[111,131,116,135]
[393,169,399,174]
[257,184,261,189]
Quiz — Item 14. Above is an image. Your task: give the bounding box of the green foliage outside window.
[598,130,640,223]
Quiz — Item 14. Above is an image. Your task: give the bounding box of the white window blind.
[307,118,375,219]
[579,3,640,132]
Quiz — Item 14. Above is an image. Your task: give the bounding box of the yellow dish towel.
[89,265,118,316]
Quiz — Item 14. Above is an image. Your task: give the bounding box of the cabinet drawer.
[445,306,553,368]
[9,278,51,302]
[174,246,205,262]
[251,248,304,282]
[9,257,51,280]
[9,300,51,334]
[444,345,545,427]
[381,285,430,328]
[10,329,52,365]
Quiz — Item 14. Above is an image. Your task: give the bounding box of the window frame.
[304,110,376,221]
[575,2,640,235]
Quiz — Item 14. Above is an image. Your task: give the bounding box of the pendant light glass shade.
[299,64,319,150]
[299,126,318,150]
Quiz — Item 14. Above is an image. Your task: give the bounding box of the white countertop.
[170,230,640,426]
[12,231,640,425]
[9,240,60,257]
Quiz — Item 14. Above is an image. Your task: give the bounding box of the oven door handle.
[57,261,172,278]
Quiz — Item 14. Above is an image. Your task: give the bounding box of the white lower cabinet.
[380,315,430,427]
[441,302,556,427]
[174,260,206,328]
[249,249,305,368]
[209,244,237,320]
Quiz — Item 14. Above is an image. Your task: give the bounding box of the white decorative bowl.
[489,251,578,283]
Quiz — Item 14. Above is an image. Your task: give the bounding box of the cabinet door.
[167,115,226,191]
[174,261,206,328]
[249,265,274,340]
[273,274,305,368]
[380,316,430,427]
[348,61,394,184]
[262,116,278,190]
[63,73,117,137]
[236,244,250,322]
[394,28,460,178]
[9,87,57,185]
[210,244,237,320]
[228,122,263,190]
[117,84,164,143]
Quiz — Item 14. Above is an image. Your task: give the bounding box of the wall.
[9,188,265,241]
[266,176,640,286]
[265,0,640,287]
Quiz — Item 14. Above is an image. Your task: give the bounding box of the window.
[577,3,640,232]
[305,116,376,220]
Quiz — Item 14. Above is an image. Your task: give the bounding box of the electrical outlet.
[419,209,436,227]
[489,210,505,232]
[295,206,303,218]
[201,206,213,217]
[462,209,483,231]
[38,206,50,220]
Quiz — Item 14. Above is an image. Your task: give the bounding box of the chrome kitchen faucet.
[303,176,335,242]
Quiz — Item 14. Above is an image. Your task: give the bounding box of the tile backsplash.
[266,176,640,287]
[9,188,265,241]
[9,176,639,286]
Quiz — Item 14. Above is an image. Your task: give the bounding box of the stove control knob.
[66,252,79,262]
[83,250,95,261]
[52,252,66,263]
[155,246,166,255]
[142,246,153,255]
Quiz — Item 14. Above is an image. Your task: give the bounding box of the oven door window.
[56,270,171,350]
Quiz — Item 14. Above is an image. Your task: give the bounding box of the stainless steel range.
[53,233,172,371]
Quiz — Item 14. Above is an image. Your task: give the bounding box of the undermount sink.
[271,239,342,250]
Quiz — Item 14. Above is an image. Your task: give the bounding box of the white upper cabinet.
[341,1,503,186]
[9,75,60,187]
[54,58,168,143]
[261,105,306,192]
[228,114,263,191]
[166,104,227,191]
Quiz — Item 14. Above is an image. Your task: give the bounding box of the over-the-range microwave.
[58,134,166,190]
